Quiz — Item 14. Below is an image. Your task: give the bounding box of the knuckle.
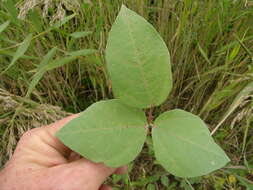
[20,128,41,140]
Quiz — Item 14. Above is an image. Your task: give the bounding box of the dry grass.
[0,88,71,166]
[17,0,82,22]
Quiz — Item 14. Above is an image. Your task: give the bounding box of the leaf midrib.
[121,11,153,105]
[59,125,145,135]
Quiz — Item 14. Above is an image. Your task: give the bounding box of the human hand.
[0,115,127,190]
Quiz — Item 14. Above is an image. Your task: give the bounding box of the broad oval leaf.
[56,99,147,167]
[152,109,230,178]
[106,5,172,109]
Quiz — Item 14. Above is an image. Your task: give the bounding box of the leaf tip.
[121,4,127,9]
[120,4,130,14]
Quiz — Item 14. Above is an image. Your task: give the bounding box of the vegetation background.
[0,0,253,189]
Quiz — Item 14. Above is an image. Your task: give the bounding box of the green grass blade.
[50,14,76,29]
[0,50,38,60]
[0,33,33,75]
[3,0,20,26]
[234,34,253,58]
[26,55,78,98]
[26,47,58,98]
[69,31,92,39]
[37,47,57,70]
[211,81,253,135]
[67,49,97,57]
[43,56,78,71]
[25,70,45,98]
[235,174,253,189]
[0,21,10,34]
[198,43,211,65]
[216,35,253,54]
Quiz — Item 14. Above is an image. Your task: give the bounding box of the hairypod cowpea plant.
[56,5,230,178]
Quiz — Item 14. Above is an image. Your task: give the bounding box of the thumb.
[67,158,116,187]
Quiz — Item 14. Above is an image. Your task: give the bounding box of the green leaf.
[212,81,253,134]
[37,47,58,70]
[43,56,78,71]
[26,49,77,98]
[67,49,97,57]
[0,33,33,75]
[147,184,156,190]
[235,175,253,189]
[3,0,20,26]
[0,50,38,60]
[160,176,169,187]
[56,99,147,167]
[152,109,230,178]
[0,21,10,34]
[28,10,43,33]
[106,5,172,108]
[69,31,92,38]
[197,43,211,65]
[51,14,76,29]
[26,70,44,98]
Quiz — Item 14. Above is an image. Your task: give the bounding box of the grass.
[0,0,253,189]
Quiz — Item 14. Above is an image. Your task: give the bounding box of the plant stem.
[147,106,154,125]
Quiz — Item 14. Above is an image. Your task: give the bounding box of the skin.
[0,115,127,190]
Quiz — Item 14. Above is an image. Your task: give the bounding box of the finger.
[45,159,116,190]
[114,165,128,175]
[46,114,79,135]
[43,114,80,156]
[99,184,113,190]
[12,115,80,167]
[67,158,116,185]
